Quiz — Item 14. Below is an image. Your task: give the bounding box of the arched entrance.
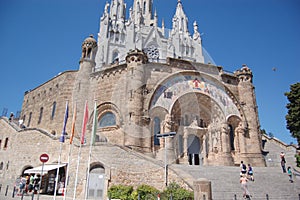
[87,166,105,199]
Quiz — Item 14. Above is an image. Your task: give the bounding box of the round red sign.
[40,154,49,163]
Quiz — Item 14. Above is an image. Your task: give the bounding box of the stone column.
[182,127,189,164]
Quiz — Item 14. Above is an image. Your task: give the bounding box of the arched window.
[38,107,44,124]
[0,162,3,170]
[4,138,8,150]
[51,102,56,120]
[27,112,32,127]
[153,117,160,145]
[99,112,116,128]
[143,1,146,14]
[112,51,119,64]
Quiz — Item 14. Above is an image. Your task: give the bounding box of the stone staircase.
[170,164,300,200]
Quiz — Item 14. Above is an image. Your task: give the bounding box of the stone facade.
[0,0,267,199]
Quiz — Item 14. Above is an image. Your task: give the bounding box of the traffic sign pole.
[37,154,49,200]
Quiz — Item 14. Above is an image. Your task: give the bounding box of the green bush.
[108,185,134,200]
[162,182,194,200]
[107,183,193,200]
[133,184,160,200]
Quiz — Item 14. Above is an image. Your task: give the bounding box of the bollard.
[170,193,173,200]
[31,191,35,200]
[5,185,9,196]
[266,194,269,200]
[12,186,15,198]
[234,194,237,200]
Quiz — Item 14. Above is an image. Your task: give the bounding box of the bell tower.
[73,35,97,130]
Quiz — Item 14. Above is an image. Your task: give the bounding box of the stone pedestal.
[193,178,212,200]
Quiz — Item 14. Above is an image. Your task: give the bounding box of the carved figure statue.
[104,2,109,14]
[235,122,245,136]
[193,21,200,41]
[161,114,173,133]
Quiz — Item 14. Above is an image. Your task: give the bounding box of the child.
[287,166,293,183]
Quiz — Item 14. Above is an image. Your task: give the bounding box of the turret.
[234,64,265,166]
[73,35,97,131]
[124,49,150,152]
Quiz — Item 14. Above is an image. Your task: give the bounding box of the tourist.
[240,174,251,199]
[19,176,26,195]
[28,174,34,192]
[280,152,286,173]
[247,164,254,181]
[240,161,247,176]
[287,166,293,183]
[9,112,14,122]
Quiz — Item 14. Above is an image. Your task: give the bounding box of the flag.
[91,101,98,146]
[59,101,69,143]
[80,101,88,145]
[69,104,77,144]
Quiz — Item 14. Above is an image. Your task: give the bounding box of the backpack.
[243,164,246,170]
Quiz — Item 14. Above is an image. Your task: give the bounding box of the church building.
[0,0,267,199]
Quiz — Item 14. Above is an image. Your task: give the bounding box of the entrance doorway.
[87,167,105,199]
[187,135,201,165]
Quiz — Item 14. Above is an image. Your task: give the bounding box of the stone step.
[170,164,300,200]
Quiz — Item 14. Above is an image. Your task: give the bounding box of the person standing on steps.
[240,161,247,176]
[240,174,251,199]
[280,152,287,173]
[287,166,293,183]
[247,164,254,181]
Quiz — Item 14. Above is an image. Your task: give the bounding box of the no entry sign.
[40,154,49,163]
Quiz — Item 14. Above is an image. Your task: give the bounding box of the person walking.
[247,164,254,181]
[280,152,287,173]
[287,166,293,183]
[240,161,247,176]
[240,174,251,199]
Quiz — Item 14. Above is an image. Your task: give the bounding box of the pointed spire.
[133,0,154,26]
[172,0,189,34]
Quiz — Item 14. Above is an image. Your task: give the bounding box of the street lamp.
[157,132,176,186]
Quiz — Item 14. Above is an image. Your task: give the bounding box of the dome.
[82,34,97,49]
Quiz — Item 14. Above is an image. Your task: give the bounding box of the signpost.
[37,154,49,200]
[157,132,176,186]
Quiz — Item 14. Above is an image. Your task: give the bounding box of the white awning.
[24,163,67,175]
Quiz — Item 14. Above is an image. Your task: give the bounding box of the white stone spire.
[172,0,189,35]
[95,0,205,70]
[133,0,154,26]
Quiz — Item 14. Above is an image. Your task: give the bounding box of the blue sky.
[0,0,299,144]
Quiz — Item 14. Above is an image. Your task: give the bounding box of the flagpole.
[53,142,62,200]
[63,142,73,200]
[73,101,88,200]
[73,142,82,200]
[85,101,97,200]
[63,103,76,200]
[54,101,69,200]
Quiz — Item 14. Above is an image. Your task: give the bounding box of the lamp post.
[157,132,176,186]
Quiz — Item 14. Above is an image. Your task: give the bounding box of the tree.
[285,82,300,145]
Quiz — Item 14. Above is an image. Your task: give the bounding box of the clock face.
[144,45,159,59]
